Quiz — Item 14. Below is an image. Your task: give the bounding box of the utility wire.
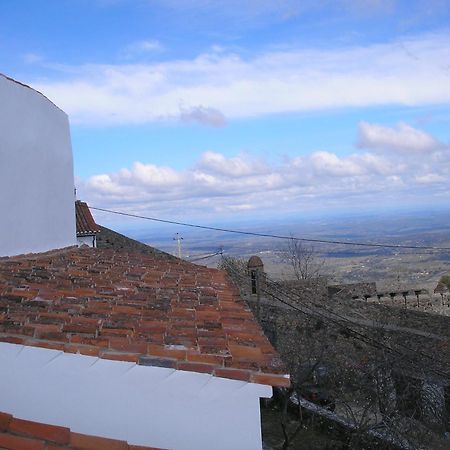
[263,273,450,374]
[91,206,450,251]
[262,283,449,380]
[187,250,223,262]
[220,256,450,380]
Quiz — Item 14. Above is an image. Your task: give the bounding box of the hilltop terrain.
[130,209,450,292]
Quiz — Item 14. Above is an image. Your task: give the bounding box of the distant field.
[132,209,450,291]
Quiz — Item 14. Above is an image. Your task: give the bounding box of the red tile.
[0,432,45,450]
[0,247,288,385]
[147,344,187,360]
[250,373,291,388]
[215,368,251,382]
[186,352,225,365]
[70,432,128,450]
[0,412,12,431]
[100,351,139,363]
[9,417,70,444]
[177,361,215,374]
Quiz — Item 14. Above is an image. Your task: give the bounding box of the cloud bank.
[78,122,450,219]
[34,31,450,126]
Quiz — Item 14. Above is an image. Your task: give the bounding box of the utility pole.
[173,233,183,259]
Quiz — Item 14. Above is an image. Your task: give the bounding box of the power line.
[264,274,450,374]
[219,256,450,380]
[187,250,223,262]
[91,206,450,251]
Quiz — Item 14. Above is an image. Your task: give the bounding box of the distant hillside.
[96,225,176,260]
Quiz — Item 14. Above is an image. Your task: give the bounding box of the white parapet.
[0,342,272,450]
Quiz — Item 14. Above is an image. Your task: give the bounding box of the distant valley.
[126,209,450,292]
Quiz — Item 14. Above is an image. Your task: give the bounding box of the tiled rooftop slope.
[0,247,288,387]
[75,201,101,236]
[96,226,175,260]
[0,410,164,450]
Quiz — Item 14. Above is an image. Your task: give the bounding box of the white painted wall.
[77,235,97,248]
[0,75,76,256]
[0,343,272,450]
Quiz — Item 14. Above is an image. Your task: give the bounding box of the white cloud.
[31,31,450,126]
[309,151,367,177]
[358,121,441,153]
[121,162,182,187]
[415,173,446,184]
[77,123,449,219]
[198,151,268,177]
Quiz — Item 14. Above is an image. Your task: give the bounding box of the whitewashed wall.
[0,343,272,450]
[0,74,76,256]
[77,235,97,248]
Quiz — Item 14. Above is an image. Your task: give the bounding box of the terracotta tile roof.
[96,226,175,260]
[0,411,165,449]
[0,247,289,387]
[75,201,100,236]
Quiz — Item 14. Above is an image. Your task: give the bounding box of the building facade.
[0,74,76,257]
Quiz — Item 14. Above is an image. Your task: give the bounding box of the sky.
[2,0,450,229]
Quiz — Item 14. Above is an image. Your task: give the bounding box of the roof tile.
[9,418,70,445]
[70,432,128,450]
[0,407,166,449]
[0,431,45,450]
[0,412,12,432]
[0,247,289,387]
[75,201,101,236]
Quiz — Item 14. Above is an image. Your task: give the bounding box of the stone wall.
[241,281,450,434]
[328,282,377,300]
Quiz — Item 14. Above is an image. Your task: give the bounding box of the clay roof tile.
[75,201,100,236]
[0,247,289,387]
[0,411,165,450]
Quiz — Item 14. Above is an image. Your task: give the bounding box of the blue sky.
[2,0,450,228]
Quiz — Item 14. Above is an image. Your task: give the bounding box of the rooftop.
[75,201,101,236]
[0,410,164,450]
[0,247,289,387]
[96,225,175,260]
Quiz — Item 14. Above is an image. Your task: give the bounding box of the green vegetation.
[439,275,450,289]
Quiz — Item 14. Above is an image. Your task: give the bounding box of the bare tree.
[217,255,247,285]
[256,281,448,449]
[282,238,325,281]
[218,252,448,449]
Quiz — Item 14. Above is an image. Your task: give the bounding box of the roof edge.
[0,72,67,116]
[0,409,165,450]
[0,246,78,262]
[0,335,290,388]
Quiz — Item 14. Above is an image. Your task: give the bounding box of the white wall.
[0,75,76,256]
[77,235,97,247]
[0,342,272,450]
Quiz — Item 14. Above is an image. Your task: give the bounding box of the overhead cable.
[187,250,223,262]
[90,207,450,251]
[219,256,450,380]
